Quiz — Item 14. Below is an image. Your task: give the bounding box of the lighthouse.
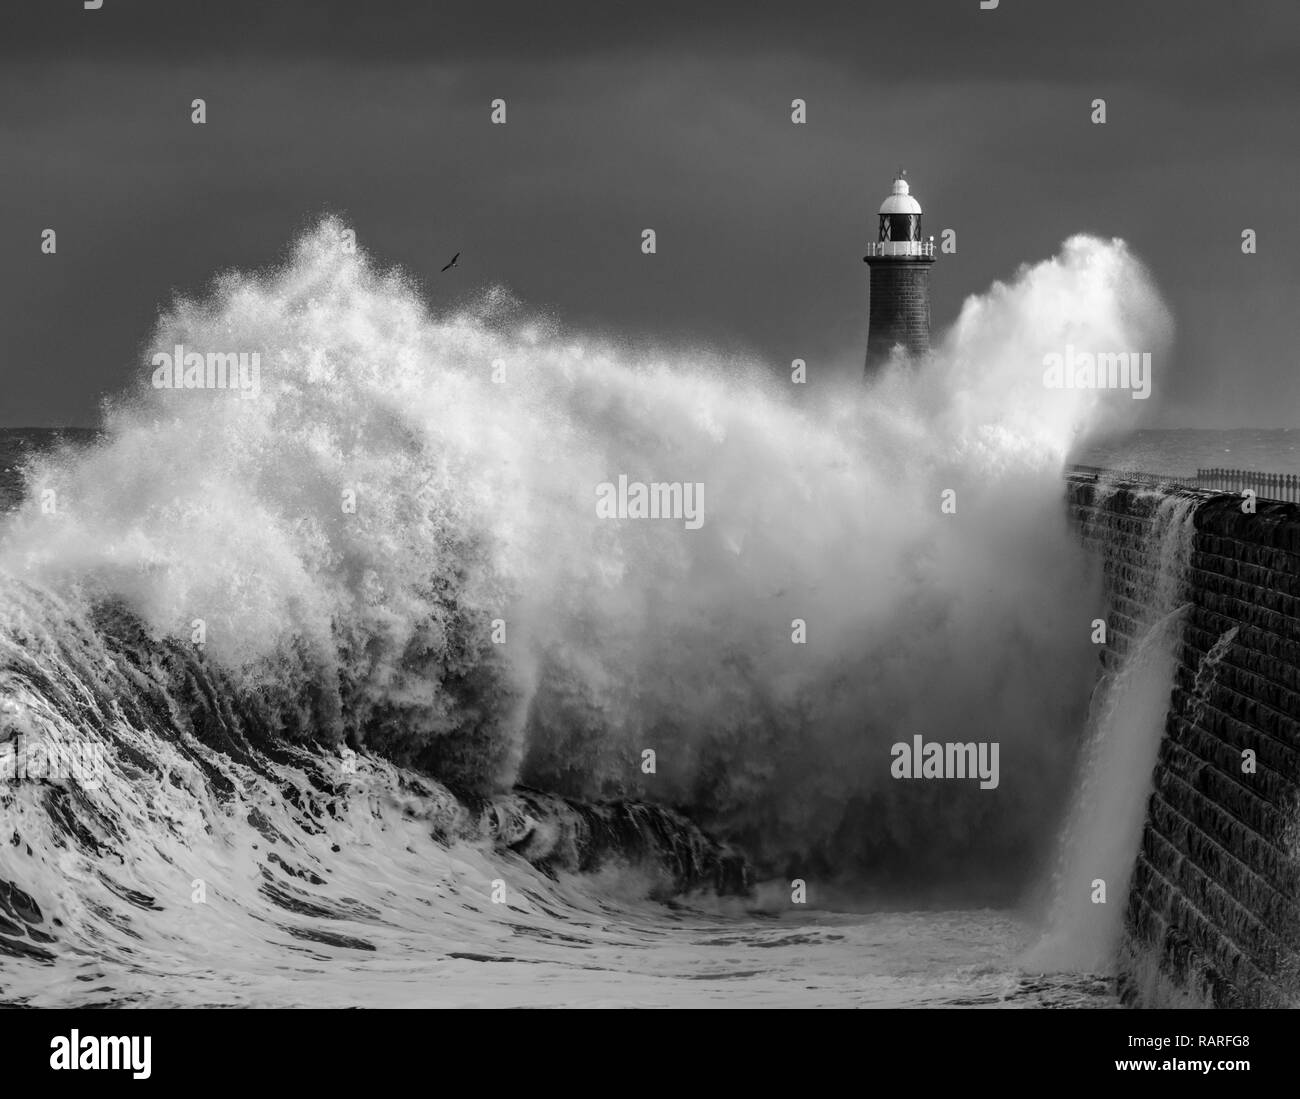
[864,171,935,375]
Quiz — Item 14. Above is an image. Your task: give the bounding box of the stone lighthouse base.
[865,258,933,373]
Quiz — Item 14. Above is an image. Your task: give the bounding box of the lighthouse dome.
[878,175,922,215]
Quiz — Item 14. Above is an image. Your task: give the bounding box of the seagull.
[440,252,460,272]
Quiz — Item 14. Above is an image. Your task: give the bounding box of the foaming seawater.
[0,577,1109,1007]
[0,578,744,1002]
[1,220,1174,1003]
[1027,489,1198,974]
[0,221,1172,888]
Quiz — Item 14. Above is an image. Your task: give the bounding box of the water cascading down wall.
[1067,470,1300,1008]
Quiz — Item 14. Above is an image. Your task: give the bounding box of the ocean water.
[0,224,1195,1008]
[1075,428,1300,478]
[0,701,1109,1008]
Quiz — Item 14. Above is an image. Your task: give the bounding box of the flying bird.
[441,252,460,272]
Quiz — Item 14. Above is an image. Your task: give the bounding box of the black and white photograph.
[1,0,1296,1080]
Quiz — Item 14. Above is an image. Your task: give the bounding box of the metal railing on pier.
[1194,467,1300,502]
[1068,464,1300,504]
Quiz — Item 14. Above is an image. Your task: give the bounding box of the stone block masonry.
[865,262,932,372]
[1066,472,1300,1008]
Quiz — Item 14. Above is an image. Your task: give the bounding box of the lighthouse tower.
[863,170,935,375]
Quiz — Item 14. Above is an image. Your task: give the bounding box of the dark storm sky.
[2,0,1298,428]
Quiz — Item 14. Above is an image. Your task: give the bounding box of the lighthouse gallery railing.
[864,240,936,258]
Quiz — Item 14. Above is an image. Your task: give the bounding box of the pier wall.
[1066,472,1300,1008]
